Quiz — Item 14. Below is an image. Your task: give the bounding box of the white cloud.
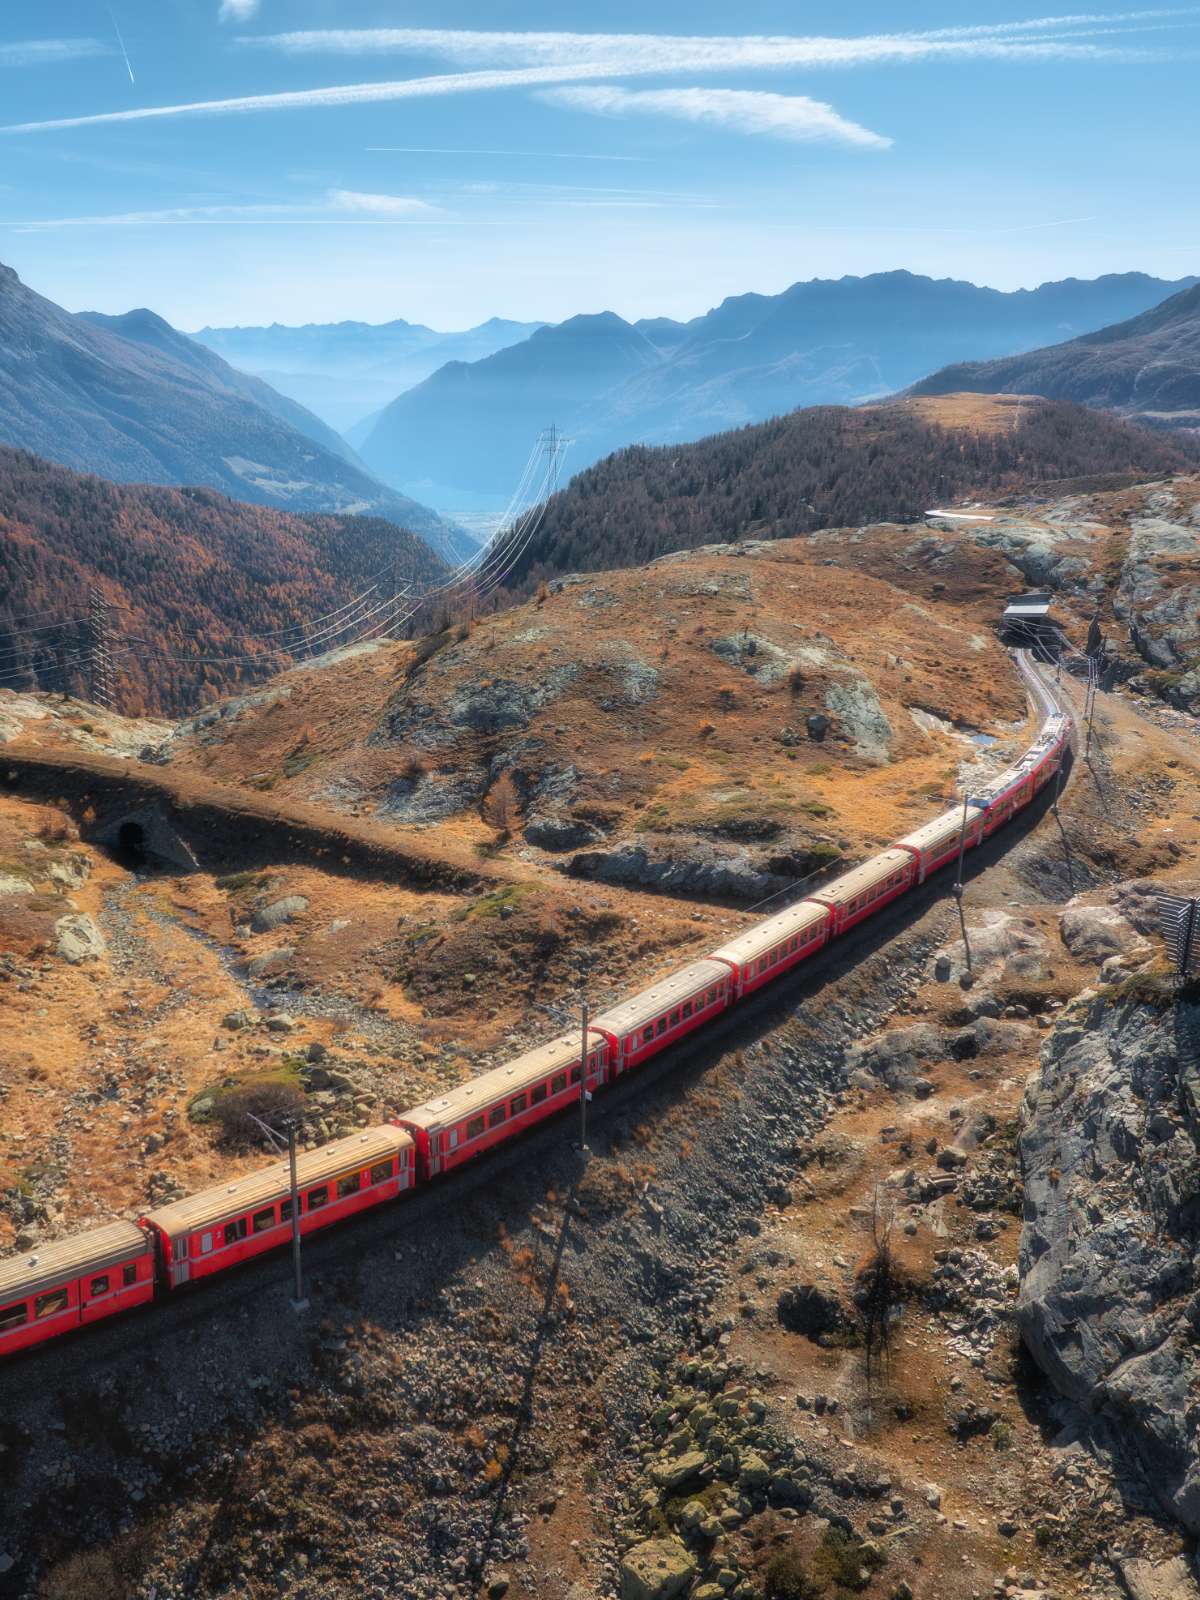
[219,0,260,21]
[539,87,891,149]
[0,38,110,68]
[324,189,439,216]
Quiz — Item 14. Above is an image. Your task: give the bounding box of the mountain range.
[0,262,469,565]
[348,269,1196,502]
[910,280,1200,430]
[191,314,545,435]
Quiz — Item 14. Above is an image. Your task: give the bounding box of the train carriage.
[710,900,831,998]
[802,849,915,936]
[396,1030,612,1181]
[591,959,732,1075]
[896,805,983,883]
[0,1221,154,1358]
[141,1125,414,1287]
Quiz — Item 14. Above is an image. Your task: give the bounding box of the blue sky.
[1,3,1198,330]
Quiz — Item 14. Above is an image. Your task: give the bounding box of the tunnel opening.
[115,820,148,868]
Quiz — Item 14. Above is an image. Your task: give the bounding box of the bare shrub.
[855,1190,911,1412]
[213,1077,306,1149]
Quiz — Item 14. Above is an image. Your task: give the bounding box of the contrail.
[106,3,135,83]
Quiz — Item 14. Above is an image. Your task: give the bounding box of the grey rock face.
[824,675,893,763]
[1019,991,1200,1534]
[1059,900,1152,966]
[524,816,601,852]
[377,770,485,825]
[567,836,791,902]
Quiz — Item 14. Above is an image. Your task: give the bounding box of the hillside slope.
[910,281,1200,430]
[500,394,1197,586]
[0,262,466,561]
[0,447,448,715]
[359,271,1195,499]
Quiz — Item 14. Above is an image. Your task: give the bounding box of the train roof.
[400,1031,601,1133]
[591,958,730,1038]
[0,1219,149,1305]
[710,899,829,966]
[896,807,967,853]
[806,849,913,908]
[142,1124,412,1240]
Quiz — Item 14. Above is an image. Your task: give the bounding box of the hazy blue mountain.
[358,270,1197,501]
[0,261,469,563]
[191,314,544,433]
[358,312,663,498]
[910,279,1200,429]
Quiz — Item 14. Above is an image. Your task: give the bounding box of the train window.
[681,1000,692,1020]
[35,1289,69,1320]
[467,1115,485,1140]
[511,1093,528,1116]
[655,1018,667,1036]
[337,1172,362,1199]
[642,1025,654,1043]
[669,1009,680,1026]
[224,1217,248,1246]
[489,1105,507,1129]
[252,1207,276,1235]
[370,1161,393,1185]
[569,1066,581,1085]
[308,1186,329,1210]
[0,1301,27,1331]
[550,1075,567,1097]
[123,1263,138,1286]
[531,1082,547,1106]
[90,1275,110,1297]
[201,1232,213,1254]
[280,1199,294,1224]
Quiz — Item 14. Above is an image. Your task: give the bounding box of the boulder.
[649,1450,708,1495]
[251,895,309,933]
[524,816,601,852]
[54,913,105,964]
[620,1538,697,1600]
[1112,1553,1200,1600]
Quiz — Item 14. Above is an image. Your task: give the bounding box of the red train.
[0,658,1072,1360]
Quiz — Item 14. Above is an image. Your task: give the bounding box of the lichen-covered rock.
[825,674,893,763]
[250,895,309,933]
[619,1538,697,1600]
[648,1450,708,1495]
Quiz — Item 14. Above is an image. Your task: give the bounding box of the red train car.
[710,901,830,999]
[804,849,915,936]
[896,805,984,883]
[397,1029,612,1181]
[0,1221,154,1358]
[140,1125,414,1287]
[591,959,732,1076]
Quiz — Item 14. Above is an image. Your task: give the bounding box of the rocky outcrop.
[824,675,893,763]
[1019,989,1200,1535]
[1059,900,1152,968]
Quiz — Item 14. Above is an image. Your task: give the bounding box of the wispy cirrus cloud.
[0,38,111,68]
[16,189,444,228]
[218,0,261,21]
[4,14,1193,137]
[539,87,891,149]
[235,16,1198,70]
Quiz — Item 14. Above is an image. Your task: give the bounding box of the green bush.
[765,1546,823,1600]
